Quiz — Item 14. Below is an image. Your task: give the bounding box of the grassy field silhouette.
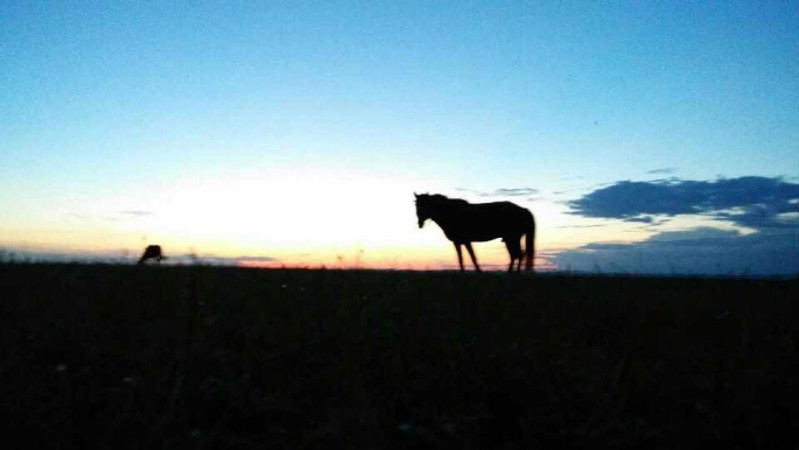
[2,264,797,448]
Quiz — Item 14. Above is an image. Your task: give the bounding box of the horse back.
[443,201,532,242]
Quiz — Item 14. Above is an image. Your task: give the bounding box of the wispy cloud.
[68,210,155,222]
[173,253,279,266]
[474,187,539,198]
[234,256,278,263]
[492,187,538,197]
[646,168,676,175]
[121,210,155,217]
[447,187,540,199]
[68,212,119,222]
[567,176,799,230]
[555,224,606,229]
[0,246,280,267]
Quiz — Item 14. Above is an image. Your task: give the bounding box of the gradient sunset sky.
[2,1,797,275]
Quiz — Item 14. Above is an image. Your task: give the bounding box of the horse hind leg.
[505,238,523,273]
[502,238,513,271]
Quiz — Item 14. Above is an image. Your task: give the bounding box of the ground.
[1,264,797,449]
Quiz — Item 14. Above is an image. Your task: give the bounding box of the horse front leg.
[465,242,481,272]
[453,242,465,271]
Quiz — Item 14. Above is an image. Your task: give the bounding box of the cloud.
[473,187,539,198]
[234,256,278,264]
[169,253,279,266]
[567,176,799,230]
[234,255,277,262]
[556,224,607,229]
[121,210,154,217]
[68,210,155,223]
[552,227,799,277]
[450,187,540,200]
[0,247,280,267]
[491,187,538,197]
[646,168,676,175]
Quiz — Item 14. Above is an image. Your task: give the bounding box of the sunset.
[2,1,797,274]
[3,2,799,447]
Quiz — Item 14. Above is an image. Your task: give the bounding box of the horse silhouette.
[415,193,536,272]
[137,244,165,265]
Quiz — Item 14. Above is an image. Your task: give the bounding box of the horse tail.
[525,211,536,272]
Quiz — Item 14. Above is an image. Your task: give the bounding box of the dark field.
[1,264,797,449]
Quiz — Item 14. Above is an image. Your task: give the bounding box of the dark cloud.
[552,227,799,277]
[625,216,655,224]
[568,176,799,230]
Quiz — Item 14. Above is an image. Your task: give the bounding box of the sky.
[1,1,798,275]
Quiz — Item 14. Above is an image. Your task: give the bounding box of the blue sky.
[1,1,797,274]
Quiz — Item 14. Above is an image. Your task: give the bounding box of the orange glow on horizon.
[233,243,560,272]
[0,168,656,271]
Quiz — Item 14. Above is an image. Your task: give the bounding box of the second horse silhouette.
[415,193,536,272]
[137,244,165,265]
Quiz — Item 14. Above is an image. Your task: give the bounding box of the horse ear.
[414,192,418,198]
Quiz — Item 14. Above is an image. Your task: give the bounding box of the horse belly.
[472,231,502,242]
[460,224,505,242]
[467,217,526,242]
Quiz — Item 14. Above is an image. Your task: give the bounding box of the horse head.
[414,192,432,228]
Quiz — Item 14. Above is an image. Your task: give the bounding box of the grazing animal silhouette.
[137,245,165,265]
[415,193,536,272]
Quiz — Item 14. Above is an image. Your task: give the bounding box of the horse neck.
[429,201,463,228]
